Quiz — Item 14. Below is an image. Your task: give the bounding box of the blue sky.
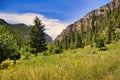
[0,0,112,22]
[0,0,112,39]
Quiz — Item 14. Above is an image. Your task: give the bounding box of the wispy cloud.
[0,12,68,40]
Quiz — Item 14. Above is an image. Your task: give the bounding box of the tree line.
[0,7,120,64]
[0,17,46,64]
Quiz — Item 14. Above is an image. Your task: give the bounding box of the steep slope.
[0,19,29,46]
[56,0,120,42]
[45,34,53,43]
[0,19,8,25]
[0,19,53,46]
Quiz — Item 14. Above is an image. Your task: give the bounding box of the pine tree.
[74,31,82,48]
[62,37,68,49]
[70,31,74,49]
[95,34,106,49]
[29,17,47,56]
[106,20,113,44]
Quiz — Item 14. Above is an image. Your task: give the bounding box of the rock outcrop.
[55,0,120,41]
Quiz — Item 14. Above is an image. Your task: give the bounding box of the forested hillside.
[0,0,120,80]
[0,19,53,46]
[55,0,120,50]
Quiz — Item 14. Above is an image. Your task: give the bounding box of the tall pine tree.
[29,17,47,56]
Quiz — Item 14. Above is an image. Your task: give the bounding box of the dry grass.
[0,41,120,80]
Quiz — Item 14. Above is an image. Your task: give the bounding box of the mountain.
[0,19,53,46]
[0,19,8,25]
[45,34,53,43]
[56,0,120,43]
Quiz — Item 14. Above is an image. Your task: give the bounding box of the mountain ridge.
[0,19,53,46]
[55,0,120,41]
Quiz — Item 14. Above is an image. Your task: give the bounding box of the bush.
[0,62,13,70]
[53,48,62,54]
[23,52,31,60]
[20,46,33,59]
[45,43,63,56]
[43,51,50,56]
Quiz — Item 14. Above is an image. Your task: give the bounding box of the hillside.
[0,19,53,46]
[0,1,120,79]
[0,40,120,80]
[56,0,120,45]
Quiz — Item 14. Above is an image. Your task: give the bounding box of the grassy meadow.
[0,41,120,80]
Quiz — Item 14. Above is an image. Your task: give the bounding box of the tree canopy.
[0,25,20,64]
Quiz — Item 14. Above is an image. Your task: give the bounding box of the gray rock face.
[45,34,53,43]
[55,0,120,41]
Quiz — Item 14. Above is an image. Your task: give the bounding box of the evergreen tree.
[70,31,75,49]
[0,25,20,64]
[54,41,63,54]
[29,17,47,56]
[74,31,82,48]
[95,34,105,49]
[106,20,113,44]
[62,37,68,49]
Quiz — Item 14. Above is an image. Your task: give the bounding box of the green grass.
[0,41,120,80]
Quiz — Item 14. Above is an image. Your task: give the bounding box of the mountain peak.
[0,19,8,25]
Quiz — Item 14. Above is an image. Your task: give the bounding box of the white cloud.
[0,12,68,40]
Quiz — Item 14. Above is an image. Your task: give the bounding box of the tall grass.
[0,41,120,80]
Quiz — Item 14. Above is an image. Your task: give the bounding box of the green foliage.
[0,25,20,64]
[45,42,63,56]
[44,43,54,56]
[58,7,120,50]
[95,38,105,49]
[5,24,29,47]
[57,31,84,50]
[29,17,47,56]
[53,47,63,54]
[94,34,107,50]
[20,46,33,59]
[0,41,120,80]
[74,31,83,48]
[0,62,13,70]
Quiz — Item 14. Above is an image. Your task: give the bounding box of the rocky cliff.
[56,0,120,41]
